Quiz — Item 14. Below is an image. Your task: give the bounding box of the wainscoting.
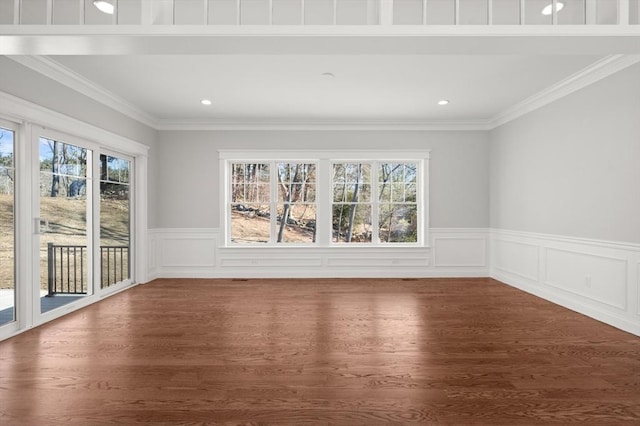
[491,229,640,336]
[147,227,640,336]
[147,228,490,279]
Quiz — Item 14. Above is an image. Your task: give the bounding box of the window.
[333,163,372,243]
[230,162,317,244]
[378,162,418,243]
[276,163,317,243]
[332,161,418,244]
[222,151,429,247]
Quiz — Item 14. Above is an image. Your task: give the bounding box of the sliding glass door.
[0,119,139,340]
[35,132,135,317]
[99,153,132,290]
[38,135,92,314]
[0,122,16,327]
[0,104,144,342]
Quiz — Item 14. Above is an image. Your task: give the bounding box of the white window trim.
[219,149,430,248]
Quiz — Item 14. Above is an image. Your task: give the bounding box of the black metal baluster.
[73,247,77,293]
[47,243,54,296]
[106,247,110,287]
[80,247,84,293]
[120,247,124,282]
[66,247,70,293]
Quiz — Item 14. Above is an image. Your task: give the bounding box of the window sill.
[220,244,431,250]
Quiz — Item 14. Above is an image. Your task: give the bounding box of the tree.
[345,163,362,242]
[379,163,402,242]
[49,140,59,197]
[277,164,299,242]
[0,130,14,186]
[276,163,315,243]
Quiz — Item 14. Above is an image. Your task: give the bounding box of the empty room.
[1,0,639,424]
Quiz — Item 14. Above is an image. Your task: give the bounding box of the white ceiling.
[49,54,603,124]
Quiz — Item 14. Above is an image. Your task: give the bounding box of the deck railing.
[2,0,638,26]
[46,243,129,296]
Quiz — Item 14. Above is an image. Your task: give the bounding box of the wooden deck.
[0,294,85,326]
[1,278,639,424]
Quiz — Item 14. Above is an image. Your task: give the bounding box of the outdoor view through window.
[229,160,419,245]
[0,126,14,326]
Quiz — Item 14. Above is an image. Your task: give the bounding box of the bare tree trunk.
[276,164,301,243]
[100,154,108,192]
[277,203,290,242]
[335,204,344,242]
[50,141,59,197]
[346,164,361,242]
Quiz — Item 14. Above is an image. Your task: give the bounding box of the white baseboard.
[491,229,640,336]
[148,228,490,279]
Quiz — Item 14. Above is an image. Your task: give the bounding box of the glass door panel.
[39,137,92,313]
[99,154,131,289]
[0,126,15,326]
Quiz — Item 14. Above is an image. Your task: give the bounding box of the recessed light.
[201,99,212,106]
[438,100,449,106]
[541,2,564,16]
[321,72,335,79]
[93,0,115,15]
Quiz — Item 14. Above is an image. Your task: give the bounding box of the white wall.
[155,130,490,229]
[490,63,640,244]
[490,63,640,336]
[151,129,490,279]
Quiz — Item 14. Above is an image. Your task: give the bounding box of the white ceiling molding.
[8,55,159,129]
[155,119,492,131]
[0,91,150,156]
[488,54,640,130]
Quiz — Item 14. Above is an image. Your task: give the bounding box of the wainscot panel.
[637,262,640,316]
[219,257,323,268]
[148,228,489,279]
[491,229,640,337]
[148,229,220,278]
[544,247,627,310]
[492,238,540,282]
[433,237,487,267]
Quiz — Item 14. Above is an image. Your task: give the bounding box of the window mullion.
[316,159,331,245]
[371,161,379,245]
[270,161,278,245]
[420,158,427,246]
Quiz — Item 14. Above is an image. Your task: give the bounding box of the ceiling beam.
[1,26,639,55]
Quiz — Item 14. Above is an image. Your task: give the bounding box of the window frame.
[219,150,430,248]
[331,160,420,245]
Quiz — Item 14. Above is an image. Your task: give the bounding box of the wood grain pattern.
[1,278,639,425]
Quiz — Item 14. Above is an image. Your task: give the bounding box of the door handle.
[34,218,49,234]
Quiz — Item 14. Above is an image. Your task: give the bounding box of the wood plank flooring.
[1,278,639,425]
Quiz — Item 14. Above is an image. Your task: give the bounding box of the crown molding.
[8,55,160,129]
[0,91,150,155]
[488,54,640,130]
[155,119,491,131]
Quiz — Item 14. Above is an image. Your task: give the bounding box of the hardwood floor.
[1,278,639,425]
